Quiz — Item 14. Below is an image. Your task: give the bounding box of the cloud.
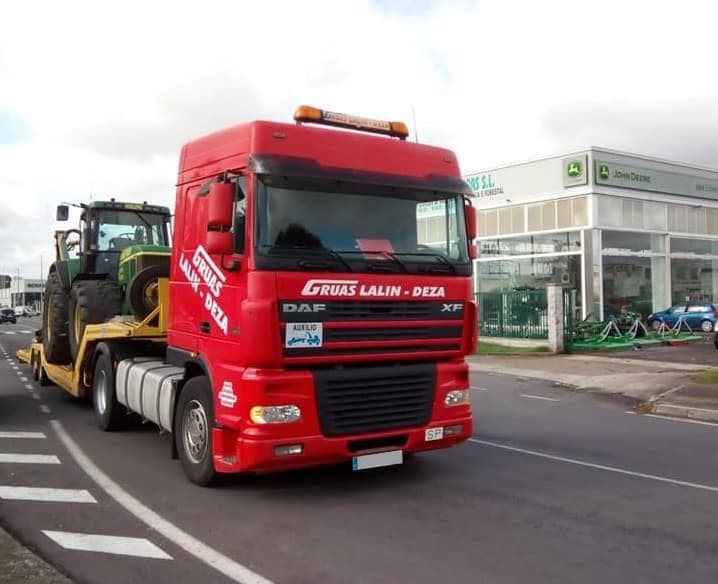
[539,97,718,167]
[0,0,717,280]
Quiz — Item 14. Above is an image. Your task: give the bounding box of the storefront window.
[602,230,667,318]
[670,237,718,303]
[477,255,581,297]
[479,231,581,256]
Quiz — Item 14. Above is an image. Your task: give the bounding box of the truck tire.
[42,271,71,364]
[92,351,126,431]
[69,279,121,360]
[127,265,168,321]
[175,376,218,486]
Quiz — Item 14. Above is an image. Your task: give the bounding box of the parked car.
[647,302,717,333]
[13,306,31,318]
[0,307,16,324]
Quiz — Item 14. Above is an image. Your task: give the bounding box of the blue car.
[647,302,718,333]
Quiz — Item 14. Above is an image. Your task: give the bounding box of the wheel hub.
[182,400,208,464]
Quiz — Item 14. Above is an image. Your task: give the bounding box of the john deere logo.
[599,164,610,180]
[567,160,583,178]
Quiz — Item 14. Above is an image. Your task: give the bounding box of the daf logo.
[282,303,327,313]
[442,303,463,312]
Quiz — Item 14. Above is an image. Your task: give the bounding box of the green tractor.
[42,200,172,364]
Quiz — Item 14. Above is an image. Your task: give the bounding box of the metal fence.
[476,290,549,339]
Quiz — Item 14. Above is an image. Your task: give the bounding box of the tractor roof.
[87,200,170,215]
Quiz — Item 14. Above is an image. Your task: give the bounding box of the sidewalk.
[468,353,718,421]
[0,525,72,584]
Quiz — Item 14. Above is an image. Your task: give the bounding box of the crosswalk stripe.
[42,531,172,559]
[0,486,96,503]
[0,431,46,439]
[0,453,60,464]
[3,331,15,335]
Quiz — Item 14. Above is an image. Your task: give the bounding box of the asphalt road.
[1,323,718,584]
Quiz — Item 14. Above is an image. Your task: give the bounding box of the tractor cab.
[43,200,171,365]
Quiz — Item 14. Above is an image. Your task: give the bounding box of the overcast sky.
[1,0,717,281]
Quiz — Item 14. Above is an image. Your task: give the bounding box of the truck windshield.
[96,211,170,252]
[255,176,470,275]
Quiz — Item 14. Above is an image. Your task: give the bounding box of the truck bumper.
[213,414,473,474]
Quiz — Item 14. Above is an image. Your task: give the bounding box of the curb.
[648,402,718,423]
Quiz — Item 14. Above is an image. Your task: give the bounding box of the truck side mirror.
[465,200,477,240]
[207,182,234,228]
[56,205,69,221]
[205,231,233,255]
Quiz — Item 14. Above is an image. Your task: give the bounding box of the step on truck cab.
[26,106,478,486]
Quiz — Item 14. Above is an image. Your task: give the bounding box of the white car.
[13,306,31,317]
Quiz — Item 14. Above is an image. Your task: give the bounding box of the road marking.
[520,394,560,402]
[470,438,718,493]
[40,405,51,414]
[31,394,41,401]
[51,420,275,584]
[626,411,718,428]
[0,486,96,503]
[25,384,34,390]
[19,376,28,382]
[0,431,46,439]
[4,331,16,335]
[0,453,60,464]
[21,330,32,334]
[43,531,172,559]
[471,386,490,391]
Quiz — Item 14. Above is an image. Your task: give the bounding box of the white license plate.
[425,427,444,442]
[352,450,403,471]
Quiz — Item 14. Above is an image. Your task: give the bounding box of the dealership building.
[465,147,718,321]
[0,276,45,312]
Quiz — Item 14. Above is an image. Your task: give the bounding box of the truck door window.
[233,177,247,254]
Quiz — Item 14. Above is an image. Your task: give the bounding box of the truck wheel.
[175,376,218,486]
[69,279,121,360]
[92,352,126,431]
[127,265,168,321]
[42,271,71,364]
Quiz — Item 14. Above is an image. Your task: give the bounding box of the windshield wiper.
[394,251,457,274]
[262,245,353,272]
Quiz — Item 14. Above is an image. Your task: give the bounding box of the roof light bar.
[293,105,409,140]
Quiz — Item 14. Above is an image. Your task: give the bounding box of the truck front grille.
[313,363,435,437]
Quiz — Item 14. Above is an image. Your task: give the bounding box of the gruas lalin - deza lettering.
[20,105,478,486]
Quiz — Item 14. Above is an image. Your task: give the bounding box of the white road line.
[19,376,28,382]
[470,438,718,493]
[0,431,46,439]
[51,420,275,584]
[20,330,32,334]
[471,386,490,391]
[626,411,718,428]
[520,394,560,402]
[43,531,172,560]
[31,394,41,401]
[4,331,15,335]
[0,453,60,464]
[39,405,51,414]
[25,384,34,390]
[0,486,97,503]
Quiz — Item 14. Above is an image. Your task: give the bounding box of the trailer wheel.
[38,363,52,387]
[31,353,40,381]
[42,271,71,364]
[92,352,126,431]
[175,376,218,486]
[127,265,168,321]
[69,279,121,360]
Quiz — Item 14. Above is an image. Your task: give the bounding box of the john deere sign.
[595,160,718,200]
[563,155,588,187]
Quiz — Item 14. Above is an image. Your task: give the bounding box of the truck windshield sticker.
[300,279,445,298]
[178,244,229,335]
[286,323,323,348]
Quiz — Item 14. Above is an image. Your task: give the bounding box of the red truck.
[21,106,477,486]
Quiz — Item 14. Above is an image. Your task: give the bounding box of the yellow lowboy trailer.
[17,280,169,398]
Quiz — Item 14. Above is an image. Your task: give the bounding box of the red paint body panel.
[167,117,476,474]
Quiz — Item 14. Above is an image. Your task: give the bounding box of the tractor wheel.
[69,279,121,360]
[42,271,71,364]
[127,265,169,321]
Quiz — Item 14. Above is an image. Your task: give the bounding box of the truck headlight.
[444,390,470,406]
[250,405,301,424]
